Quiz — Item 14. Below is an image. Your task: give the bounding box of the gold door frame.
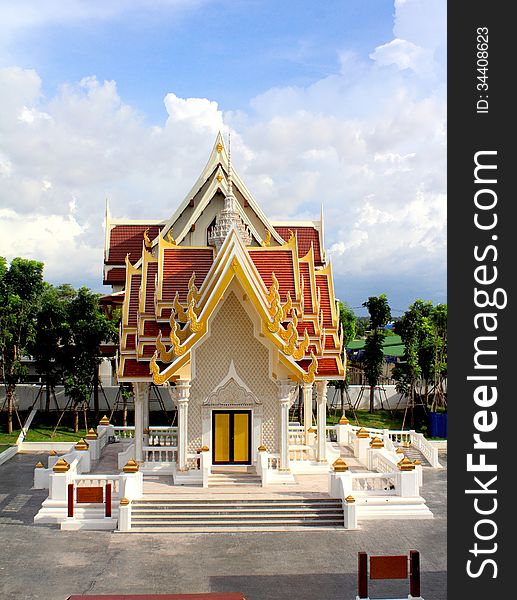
[212,410,252,465]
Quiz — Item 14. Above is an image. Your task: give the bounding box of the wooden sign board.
[370,555,408,580]
[76,486,104,504]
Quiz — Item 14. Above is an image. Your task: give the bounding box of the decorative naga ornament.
[169,320,187,356]
[292,329,310,361]
[261,229,271,247]
[187,272,201,305]
[187,299,203,333]
[173,291,188,323]
[156,331,175,362]
[282,323,298,356]
[281,290,292,321]
[150,351,170,385]
[302,351,318,384]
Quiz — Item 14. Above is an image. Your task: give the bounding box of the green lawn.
[327,409,406,430]
[0,424,89,445]
[0,444,13,454]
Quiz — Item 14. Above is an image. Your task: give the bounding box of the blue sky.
[0,0,446,315]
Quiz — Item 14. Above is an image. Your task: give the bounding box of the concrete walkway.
[0,449,447,600]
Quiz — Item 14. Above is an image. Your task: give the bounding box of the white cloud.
[0,0,446,308]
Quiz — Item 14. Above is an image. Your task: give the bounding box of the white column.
[302,382,313,444]
[133,383,148,463]
[175,380,191,471]
[143,386,150,431]
[316,380,328,462]
[278,379,292,471]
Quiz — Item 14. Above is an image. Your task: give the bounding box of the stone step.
[130,518,344,527]
[132,509,343,518]
[129,497,344,530]
[132,499,341,507]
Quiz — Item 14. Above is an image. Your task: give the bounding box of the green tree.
[334,302,357,415]
[31,284,75,411]
[62,287,117,431]
[394,300,448,426]
[0,257,44,433]
[362,294,391,413]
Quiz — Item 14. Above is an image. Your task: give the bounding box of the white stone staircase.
[208,471,262,487]
[128,497,345,532]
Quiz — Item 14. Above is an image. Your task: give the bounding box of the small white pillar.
[176,380,191,471]
[143,386,150,431]
[302,382,313,444]
[354,429,371,464]
[278,379,292,471]
[118,499,131,532]
[398,467,419,497]
[120,471,143,500]
[343,496,357,530]
[315,380,328,462]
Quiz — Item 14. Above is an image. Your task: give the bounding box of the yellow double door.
[213,410,251,464]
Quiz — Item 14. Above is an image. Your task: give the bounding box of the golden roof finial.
[166,229,176,245]
[261,229,271,247]
[143,227,152,249]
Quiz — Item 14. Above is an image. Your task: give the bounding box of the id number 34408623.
[476,27,489,114]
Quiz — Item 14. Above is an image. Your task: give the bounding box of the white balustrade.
[410,431,441,467]
[143,446,177,463]
[351,472,398,495]
[74,475,120,496]
[113,426,134,439]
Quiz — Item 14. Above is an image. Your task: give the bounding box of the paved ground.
[0,450,447,600]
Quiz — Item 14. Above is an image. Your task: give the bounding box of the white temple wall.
[188,287,278,455]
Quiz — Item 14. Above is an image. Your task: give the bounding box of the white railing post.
[278,380,293,471]
[315,380,328,462]
[118,498,131,532]
[397,466,419,497]
[175,380,191,471]
[257,445,269,487]
[120,461,143,500]
[353,428,371,464]
[328,460,352,498]
[302,382,313,444]
[200,446,211,488]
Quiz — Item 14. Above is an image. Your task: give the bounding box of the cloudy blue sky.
[0,0,446,315]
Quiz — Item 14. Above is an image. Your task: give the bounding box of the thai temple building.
[103,133,345,478]
[32,134,436,531]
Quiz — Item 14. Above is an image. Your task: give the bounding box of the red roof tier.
[161,248,214,303]
[127,274,142,328]
[248,250,296,302]
[104,267,127,284]
[107,225,162,265]
[275,226,322,265]
[122,359,151,378]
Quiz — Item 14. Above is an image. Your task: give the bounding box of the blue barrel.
[429,412,448,438]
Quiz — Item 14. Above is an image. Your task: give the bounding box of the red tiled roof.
[296,356,340,376]
[316,357,341,376]
[127,274,142,328]
[107,225,162,265]
[141,320,171,338]
[316,273,334,328]
[124,334,136,351]
[248,250,296,302]
[297,321,315,337]
[144,263,158,313]
[104,267,126,284]
[161,248,214,303]
[122,359,151,378]
[274,226,322,265]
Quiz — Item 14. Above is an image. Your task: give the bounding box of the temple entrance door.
[212,410,251,465]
